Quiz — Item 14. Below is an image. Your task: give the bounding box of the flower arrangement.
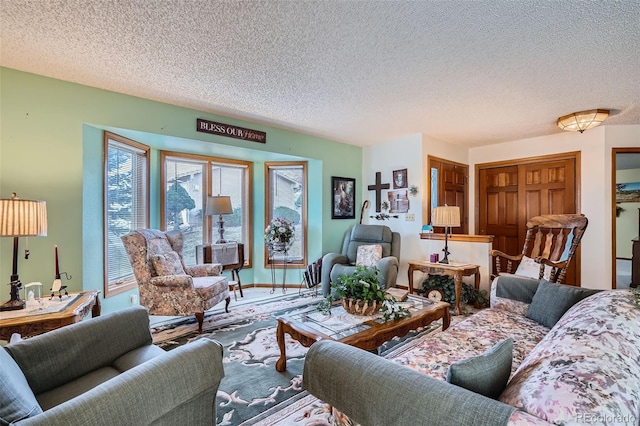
[317,266,411,321]
[264,217,295,248]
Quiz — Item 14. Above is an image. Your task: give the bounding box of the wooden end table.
[408,261,480,316]
[275,295,450,372]
[0,291,100,341]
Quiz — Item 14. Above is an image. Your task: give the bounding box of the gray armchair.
[0,306,224,426]
[321,224,401,296]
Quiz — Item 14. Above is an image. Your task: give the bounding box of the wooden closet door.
[478,166,520,256]
[519,160,575,220]
[478,155,579,284]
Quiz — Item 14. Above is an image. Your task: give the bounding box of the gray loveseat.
[1,306,224,425]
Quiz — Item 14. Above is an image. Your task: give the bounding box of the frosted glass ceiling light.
[556,109,610,133]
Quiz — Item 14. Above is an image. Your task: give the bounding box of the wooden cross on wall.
[367,172,390,212]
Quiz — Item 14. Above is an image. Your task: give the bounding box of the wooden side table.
[0,290,100,341]
[408,261,480,315]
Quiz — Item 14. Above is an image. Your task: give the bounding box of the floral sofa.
[304,277,640,425]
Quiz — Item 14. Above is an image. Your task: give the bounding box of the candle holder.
[50,245,71,300]
[50,272,71,300]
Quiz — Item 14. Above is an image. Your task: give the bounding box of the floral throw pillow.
[355,244,382,267]
[151,252,186,276]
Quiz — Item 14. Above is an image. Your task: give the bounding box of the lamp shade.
[556,109,609,133]
[205,196,232,215]
[432,205,461,227]
[0,197,47,237]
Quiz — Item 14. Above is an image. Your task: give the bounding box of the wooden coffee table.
[0,291,100,341]
[275,295,450,371]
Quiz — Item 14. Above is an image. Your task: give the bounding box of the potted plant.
[264,217,295,252]
[417,275,489,309]
[318,266,411,321]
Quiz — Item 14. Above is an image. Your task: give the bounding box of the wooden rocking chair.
[490,214,588,285]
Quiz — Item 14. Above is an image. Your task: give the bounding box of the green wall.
[0,67,362,313]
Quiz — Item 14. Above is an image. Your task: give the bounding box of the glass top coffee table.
[275,295,450,371]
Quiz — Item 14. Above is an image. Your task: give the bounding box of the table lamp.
[431,205,460,264]
[206,195,233,243]
[0,193,48,311]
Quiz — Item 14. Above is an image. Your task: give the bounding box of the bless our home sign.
[197,118,266,144]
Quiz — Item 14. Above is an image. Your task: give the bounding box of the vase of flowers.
[264,217,295,252]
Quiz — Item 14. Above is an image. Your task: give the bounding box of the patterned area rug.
[152,292,445,426]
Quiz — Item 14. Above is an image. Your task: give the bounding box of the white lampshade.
[0,196,48,237]
[556,109,609,133]
[432,205,460,228]
[205,196,232,216]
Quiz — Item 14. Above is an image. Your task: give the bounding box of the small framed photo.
[393,168,408,189]
[331,176,356,219]
[388,189,409,213]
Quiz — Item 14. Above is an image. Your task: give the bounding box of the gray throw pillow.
[0,348,43,424]
[526,279,600,328]
[446,338,513,399]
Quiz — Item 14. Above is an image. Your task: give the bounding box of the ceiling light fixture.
[556,109,610,133]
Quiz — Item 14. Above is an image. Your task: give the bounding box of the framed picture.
[616,182,640,203]
[388,189,409,213]
[393,168,408,189]
[332,176,356,219]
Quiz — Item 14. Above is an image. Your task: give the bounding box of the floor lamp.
[0,193,48,311]
[206,195,233,244]
[432,205,460,264]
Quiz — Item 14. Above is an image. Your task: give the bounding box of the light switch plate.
[405,213,415,221]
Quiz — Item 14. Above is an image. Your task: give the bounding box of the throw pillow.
[446,338,513,399]
[515,256,551,280]
[526,279,600,328]
[0,348,43,424]
[151,252,186,276]
[355,244,382,267]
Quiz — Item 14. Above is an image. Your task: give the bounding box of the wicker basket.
[341,297,383,316]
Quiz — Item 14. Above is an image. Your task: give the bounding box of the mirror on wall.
[613,149,640,289]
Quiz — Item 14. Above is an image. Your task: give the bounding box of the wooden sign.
[197,118,266,144]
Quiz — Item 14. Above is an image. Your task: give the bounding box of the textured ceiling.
[1,1,639,147]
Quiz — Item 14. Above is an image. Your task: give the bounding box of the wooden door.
[478,154,580,284]
[478,165,520,256]
[429,157,469,234]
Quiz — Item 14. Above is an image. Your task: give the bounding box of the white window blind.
[105,134,149,294]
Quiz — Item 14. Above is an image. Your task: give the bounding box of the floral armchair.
[121,229,230,333]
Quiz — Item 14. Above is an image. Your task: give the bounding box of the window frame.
[160,151,253,268]
[103,132,150,297]
[264,161,308,268]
